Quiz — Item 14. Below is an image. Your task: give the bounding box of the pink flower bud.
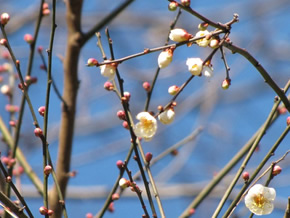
[188,208,195,215]
[104,81,114,91]
[43,3,49,9]
[222,78,231,90]
[37,46,43,53]
[143,82,151,92]
[1,13,10,25]
[1,156,9,165]
[44,165,52,176]
[24,34,34,44]
[34,127,43,137]
[242,171,249,181]
[117,110,126,120]
[168,1,178,11]
[112,193,120,201]
[108,202,114,213]
[181,0,190,7]
[123,91,131,101]
[8,158,16,167]
[287,117,290,126]
[278,106,287,115]
[86,213,93,218]
[38,106,46,116]
[6,176,12,183]
[272,165,282,176]
[9,120,16,127]
[87,58,99,67]
[5,104,19,113]
[145,152,153,163]
[47,209,53,216]
[122,121,129,130]
[39,206,48,215]
[0,38,8,46]
[116,160,124,169]
[13,166,24,176]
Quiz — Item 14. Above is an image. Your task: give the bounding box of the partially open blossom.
[24,34,34,44]
[168,1,178,11]
[245,184,276,215]
[1,13,10,26]
[158,48,174,68]
[104,81,114,91]
[209,38,220,49]
[158,108,175,124]
[202,65,213,77]
[168,85,179,95]
[100,61,116,80]
[186,58,203,76]
[87,58,98,67]
[169,28,192,42]
[195,30,210,47]
[134,112,157,141]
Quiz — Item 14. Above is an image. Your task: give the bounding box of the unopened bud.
[181,0,190,7]
[117,110,126,120]
[34,127,43,137]
[222,78,231,90]
[116,160,124,169]
[39,206,48,215]
[108,202,114,213]
[122,121,129,130]
[38,106,46,116]
[0,38,7,46]
[119,178,130,189]
[112,193,120,201]
[123,91,131,102]
[24,34,34,44]
[242,171,249,181]
[188,208,195,215]
[143,82,151,92]
[168,1,178,11]
[168,85,179,95]
[145,152,153,163]
[1,85,11,96]
[86,213,93,218]
[44,165,52,176]
[5,104,19,113]
[1,13,10,26]
[272,165,282,176]
[47,209,53,216]
[87,58,99,67]
[104,81,114,91]
[287,117,290,126]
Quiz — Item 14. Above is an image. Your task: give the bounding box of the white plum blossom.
[186,58,203,76]
[158,109,175,125]
[168,85,179,95]
[202,65,214,77]
[169,28,192,42]
[245,184,276,216]
[195,30,210,47]
[134,112,157,141]
[158,49,173,68]
[100,61,116,80]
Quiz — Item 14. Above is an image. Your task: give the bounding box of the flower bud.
[278,106,287,115]
[116,160,124,169]
[6,176,12,183]
[9,120,16,127]
[100,61,116,80]
[242,171,249,181]
[1,13,10,26]
[87,58,99,67]
[38,106,46,116]
[39,206,48,215]
[181,0,190,7]
[0,38,8,46]
[122,121,129,130]
[168,1,178,11]
[272,165,282,176]
[158,48,173,68]
[209,38,220,49]
[24,34,34,44]
[168,85,179,95]
[5,104,19,113]
[222,78,231,90]
[198,22,208,31]
[86,213,93,218]
[44,165,52,176]
[188,208,195,215]
[117,110,126,120]
[1,85,11,96]
[158,108,175,124]
[34,127,43,137]
[119,178,129,189]
[8,158,16,167]
[169,28,192,42]
[143,82,151,92]
[123,91,131,102]
[112,193,120,201]
[108,202,114,213]
[25,76,38,85]
[171,149,178,156]
[104,81,114,91]
[47,209,53,216]
[145,152,153,163]
[287,117,290,126]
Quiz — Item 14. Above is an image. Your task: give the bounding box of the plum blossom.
[158,49,173,68]
[186,58,203,76]
[169,28,192,42]
[100,61,116,80]
[158,109,175,125]
[134,112,157,141]
[202,65,213,77]
[245,184,276,215]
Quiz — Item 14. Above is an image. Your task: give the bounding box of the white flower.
[169,28,192,42]
[158,109,175,124]
[100,61,116,80]
[186,58,203,76]
[119,178,129,189]
[168,85,179,95]
[195,30,210,47]
[158,49,173,68]
[202,65,213,77]
[134,112,157,141]
[245,184,276,215]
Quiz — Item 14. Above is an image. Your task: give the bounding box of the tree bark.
[49,1,83,217]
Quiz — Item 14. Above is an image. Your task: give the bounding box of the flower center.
[141,118,153,129]
[253,194,266,208]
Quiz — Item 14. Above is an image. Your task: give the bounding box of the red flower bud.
[143,82,151,92]
[116,160,124,169]
[38,106,46,117]
[242,171,249,181]
[34,127,43,137]
[145,152,153,163]
[39,206,48,215]
[272,165,282,176]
